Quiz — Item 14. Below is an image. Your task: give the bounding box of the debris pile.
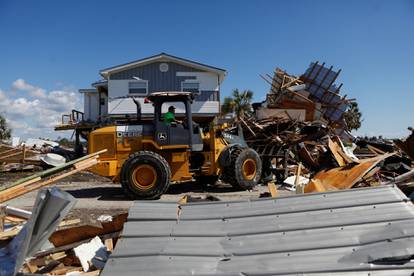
[259,61,354,140]
[0,143,42,172]
[234,62,414,194]
[1,138,84,173]
[0,187,126,276]
[0,149,107,203]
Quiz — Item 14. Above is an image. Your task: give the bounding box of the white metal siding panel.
[83,93,100,121]
[83,94,90,120]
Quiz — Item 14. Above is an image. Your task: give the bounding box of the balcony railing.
[60,109,84,125]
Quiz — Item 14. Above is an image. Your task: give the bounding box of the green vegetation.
[0,114,11,140]
[344,102,362,131]
[221,89,254,121]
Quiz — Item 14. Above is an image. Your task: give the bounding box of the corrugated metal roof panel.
[102,186,414,276]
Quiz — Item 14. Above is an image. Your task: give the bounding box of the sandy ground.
[1,171,293,219]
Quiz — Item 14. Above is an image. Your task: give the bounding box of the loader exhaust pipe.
[132,97,141,122]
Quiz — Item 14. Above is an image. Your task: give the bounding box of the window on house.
[181,81,200,94]
[129,81,148,95]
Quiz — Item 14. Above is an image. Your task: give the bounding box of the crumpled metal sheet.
[0,187,76,276]
[102,186,414,276]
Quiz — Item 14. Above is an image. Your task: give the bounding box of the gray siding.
[110,62,205,93]
[101,186,414,276]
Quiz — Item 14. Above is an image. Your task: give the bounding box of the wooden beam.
[267,182,278,198]
[0,205,5,232]
[1,149,106,191]
[328,137,346,167]
[0,158,98,203]
[295,163,303,194]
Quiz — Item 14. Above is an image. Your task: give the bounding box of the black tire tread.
[120,151,171,199]
[221,147,262,190]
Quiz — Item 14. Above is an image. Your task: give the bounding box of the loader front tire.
[121,151,171,199]
[221,147,262,190]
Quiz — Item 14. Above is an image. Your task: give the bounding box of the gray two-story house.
[79,53,226,123]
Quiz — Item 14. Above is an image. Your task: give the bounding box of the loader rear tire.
[121,151,171,199]
[221,147,262,190]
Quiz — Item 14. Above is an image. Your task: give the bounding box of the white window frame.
[128,80,148,96]
[181,80,200,95]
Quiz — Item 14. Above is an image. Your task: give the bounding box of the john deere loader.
[87,92,262,199]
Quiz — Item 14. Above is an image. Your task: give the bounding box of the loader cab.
[147,92,203,151]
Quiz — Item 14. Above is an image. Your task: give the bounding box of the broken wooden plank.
[367,144,386,155]
[58,218,81,228]
[328,137,347,166]
[35,231,121,258]
[0,157,99,203]
[49,213,128,247]
[0,225,21,240]
[298,143,319,168]
[50,251,67,261]
[178,195,188,205]
[267,182,278,198]
[2,149,107,190]
[104,238,114,252]
[295,163,304,194]
[311,153,395,190]
[25,260,39,273]
[0,205,5,232]
[394,130,414,161]
[304,179,338,193]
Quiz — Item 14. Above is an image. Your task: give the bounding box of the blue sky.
[0,0,413,139]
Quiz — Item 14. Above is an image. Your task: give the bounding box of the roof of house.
[99,52,227,78]
[91,79,108,87]
[78,88,97,93]
[101,185,414,276]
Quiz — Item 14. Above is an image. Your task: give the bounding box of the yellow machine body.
[88,125,228,183]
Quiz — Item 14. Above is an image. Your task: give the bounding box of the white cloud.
[12,78,47,98]
[0,79,82,139]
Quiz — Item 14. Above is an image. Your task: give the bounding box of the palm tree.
[0,114,11,140]
[221,89,254,121]
[344,102,362,131]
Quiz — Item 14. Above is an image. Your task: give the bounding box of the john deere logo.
[158,132,167,140]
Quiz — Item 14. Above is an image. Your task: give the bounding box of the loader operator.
[163,106,183,125]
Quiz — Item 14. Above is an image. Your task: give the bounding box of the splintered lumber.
[0,205,5,232]
[304,179,338,193]
[328,137,347,166]
[394,130,414,161]
[267,182,278,198]
[58,219,81,228]
[298,143,319,168]
[295,163,304,194]
[0,144,38,163]
[310,152,395,190]
[104,238,114,252]
[34,231,121,258]
[3,149,107,190]
[0,158,98,203]
[0,225,22,240]
[0,150,106,203]
[49,213,128,247]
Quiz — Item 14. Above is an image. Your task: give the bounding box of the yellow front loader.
[88,92,262,199]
